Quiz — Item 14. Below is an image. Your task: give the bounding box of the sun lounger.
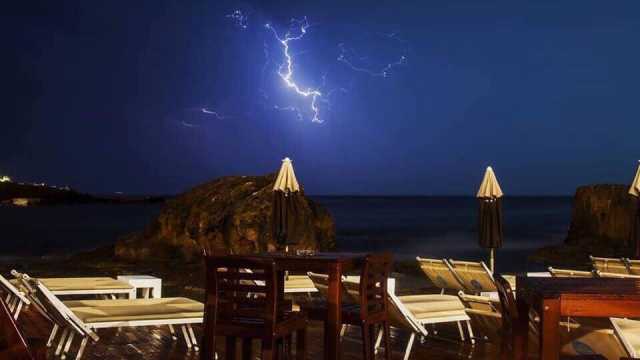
[595,270,640,279]
[24,276,204,360]
[590,256,629,274]
[0,274,30,320]
[284,274,318,294]
[610,317,640,358]
[37,277,135,298]
[447,259,498,294]
[415,257,466,293]
[343,276,474,358]
[458,292,502,341]
[623,258,640,275]
[548,267,596,278]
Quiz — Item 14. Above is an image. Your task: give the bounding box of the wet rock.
[115,174,335,261]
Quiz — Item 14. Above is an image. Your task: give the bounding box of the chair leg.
[262,338,275,360]
[466,320,475,345]
[75,337,89,360]
[182,325,193,349]
[374,327,383,354]
[13,300,23,320]
[169,324,177,340]
[361,324,373,360]
[241,338,252,360]
[403,333,416,360]
[201,308,216,360]
[296,328,306,360]
[56,328,70,356]
[456,321,466,341]
[383,321,392,360]
[188,324,199,351]
[47,324,59,347]
[61,331,75,359]
[226,336,236,360]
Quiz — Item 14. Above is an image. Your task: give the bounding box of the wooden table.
[252,252,366,360]
[513,276,640,360]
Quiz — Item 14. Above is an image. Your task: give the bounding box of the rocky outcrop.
[115,174,335,261]
[566,184,636,248]
[532,184,637,266]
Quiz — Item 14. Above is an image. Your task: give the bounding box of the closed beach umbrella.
[477,166,504,273]
[272,157,301,251]
[630,161,640,258]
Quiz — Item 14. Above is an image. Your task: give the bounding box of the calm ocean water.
[0,196,572,272]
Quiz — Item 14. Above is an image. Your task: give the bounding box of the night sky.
[2,1,639,196]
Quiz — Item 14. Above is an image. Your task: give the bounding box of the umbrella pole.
[489,248,495,273]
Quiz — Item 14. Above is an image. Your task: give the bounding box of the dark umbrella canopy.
[478,197,504,249]
[272,190,302,246]
[272,157,301,248]
[477,166,504,272]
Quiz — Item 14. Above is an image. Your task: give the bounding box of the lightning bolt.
[201,108,226,119]
[337,32,409,78]
[226,10,248,29]
[266,18,323,123]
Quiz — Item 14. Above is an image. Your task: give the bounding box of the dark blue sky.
[1,1,639,195]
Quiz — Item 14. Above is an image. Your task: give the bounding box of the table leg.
[512,288,529,360]
[540,298,560,360]
[325,263,342,360]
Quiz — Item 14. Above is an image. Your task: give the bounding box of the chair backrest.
[11,271,52,323]
[590,256,629,274]
[0,296,45,360]
[494,274,518,344]
[548,267,596,278]
[0,274,30,319]
[31,280,97,341]
[358,253,393,320]
[416,257,466,292]
[448,259,496,293]
[205,256,278,331]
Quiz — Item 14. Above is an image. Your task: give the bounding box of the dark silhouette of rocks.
[533,184,637,266]
[0,181,164,206]
[115,173,335,261]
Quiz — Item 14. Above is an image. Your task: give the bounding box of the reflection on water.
[0,196,572,272]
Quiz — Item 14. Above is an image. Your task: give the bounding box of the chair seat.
[64,297,203,324]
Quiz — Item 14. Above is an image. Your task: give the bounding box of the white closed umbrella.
[477,166,504,273]
[273,157,300,193]
[272,157,301,253]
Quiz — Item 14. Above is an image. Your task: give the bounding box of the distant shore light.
[0,175,12,183]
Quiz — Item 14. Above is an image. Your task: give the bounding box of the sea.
[0,196,572,273]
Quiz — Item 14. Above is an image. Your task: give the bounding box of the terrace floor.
[19,306,504,360]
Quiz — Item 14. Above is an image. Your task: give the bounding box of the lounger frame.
[35,281,202,359]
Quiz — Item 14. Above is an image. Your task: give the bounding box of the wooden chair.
[0,297,46,360]
[201,256,307,360]
[305,253,393,360]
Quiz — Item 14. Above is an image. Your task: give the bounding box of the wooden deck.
[18,306,502,359]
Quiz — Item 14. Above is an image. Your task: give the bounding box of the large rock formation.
[532,184,637,266]
[566,184,636,248]
[115,174,335,261]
